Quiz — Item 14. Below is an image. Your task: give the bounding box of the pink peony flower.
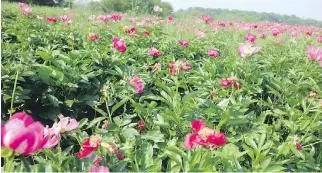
[99,15,111,22]
[115,152,124,160]
[44,125,60,148]
[93,156,103,166]
[19,2,28,9]
[168,16,173,21]
[22,7,32,16]
[208,49,220,58]
[137,120,144,130]
[305,30,312,36]
[169,60,192,75]
[307,45,322,61]
[60,15,72,24]
[46,17,57,23]
[220,78,231,88]
[112,37,127,52]
[111,14,122,21]
[149,47,162,57]
[245,33,257,43]
[195,29,205,39]
[153,6,163,12]
[271,28,280,36]
[317,36,322,43]
[259,33,266,38]
[202,15,212,24]
[238,43,261,58]
[296,143,303,151]
[130,76,145,94]
[1,112,48,155]
[143,31,150,36]
[220,77,242,89]
[18,2,32,16]
[184,119,227,149]
[58,117,79,132]
[179,40,189,47]
[88,33,100,41]
[152,63,161,72]
[89,166,109,173]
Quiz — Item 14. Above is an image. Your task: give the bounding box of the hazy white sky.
[163,0,322,21]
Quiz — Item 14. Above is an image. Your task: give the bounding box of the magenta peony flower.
[46,17,57,23]
[179,40,189,47]
[1,112,48,155]
[245,33,257,43]
[208,49,220,58]
[112,37,127,52]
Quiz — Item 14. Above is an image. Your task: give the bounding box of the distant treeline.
[174,7,322,27]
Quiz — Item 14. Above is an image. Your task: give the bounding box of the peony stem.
[9,70,19,118]
[104,98,112,122]
[5,155,14,173]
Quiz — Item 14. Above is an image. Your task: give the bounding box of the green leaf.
[264,165,286,172]
[259,157,271,171]
[77,118,88,128]
[141,131,164,143]
[167,146,188,161]
[86,117,106,129]
[233,156,244,172]
[107,123,118,131]
[122,127,139,139]
[111,97,128,114]
[64,99,74,107]
[37,51,51,61]
[47,94,60,107]
[112,160,128,171]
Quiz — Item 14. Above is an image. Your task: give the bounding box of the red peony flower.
[184,119,227,150]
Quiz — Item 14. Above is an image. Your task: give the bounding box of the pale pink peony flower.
[169,60,192,75]
[60,15,72,24]
[89,166,109,173]
[1,112,48,155]
[18,2,32,16]
[130,76,145,94]
[238,43,261,58]
[99,15,111,22]
[259,33,266,38]
[37,15,44,20]
[316,36,322,43]
[149,47,162,57]
[307,45,322,61]
[88,33,100,41]
[93,156,103,166]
